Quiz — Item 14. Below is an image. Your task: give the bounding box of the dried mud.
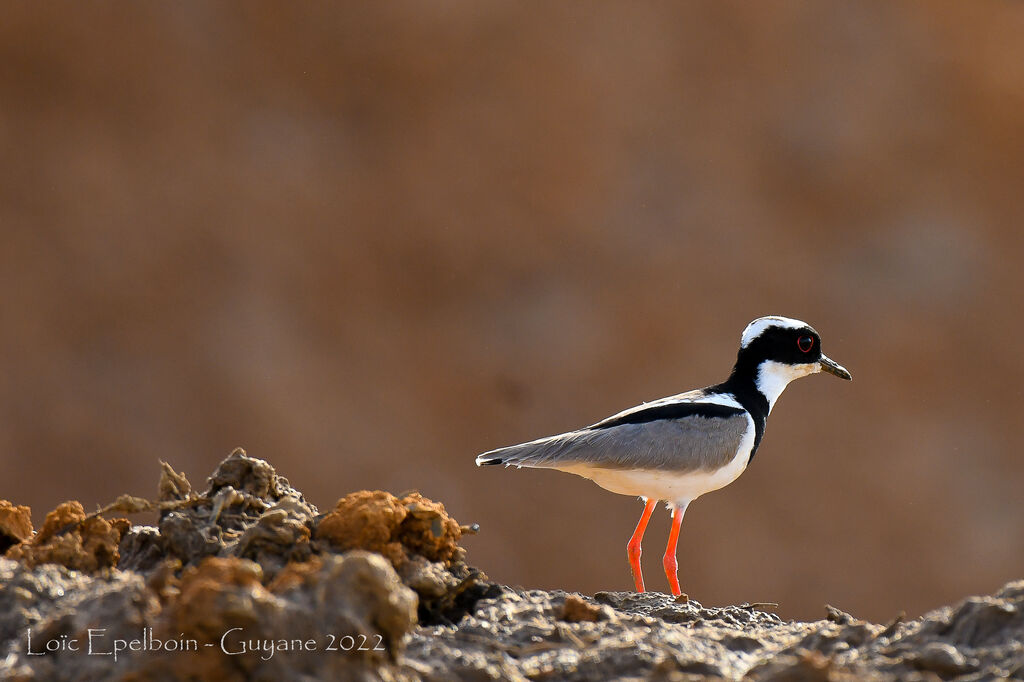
[1,451,1021,681]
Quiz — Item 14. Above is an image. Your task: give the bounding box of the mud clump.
[313,490,488,626]
[314,490,464,568]
[560,593,606,623]
[0,501,33,554]
[397,493,464,564]
[315,490,407,565]
[5,501,129,572]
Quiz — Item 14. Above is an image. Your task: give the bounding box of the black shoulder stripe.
[590,401,745,429]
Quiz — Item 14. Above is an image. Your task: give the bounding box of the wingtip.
[475,455,503,466]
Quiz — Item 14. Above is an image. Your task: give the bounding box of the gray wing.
[476,410,751,473]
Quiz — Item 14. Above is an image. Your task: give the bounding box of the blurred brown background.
[2,3,1023,622]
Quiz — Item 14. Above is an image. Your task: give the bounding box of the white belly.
[556,415,756,505]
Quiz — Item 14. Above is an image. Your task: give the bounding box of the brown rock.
[152,557,271,682]
[397,492,463,565]
[315,490,463,568]
[316,490,408,556]
[207,448,280,499]
[316,551,419,657]
[170,556,265,639]
[267,555,325,593]
[233,500,314,578]
[397,554,458,600]
[35,501,86,543]
[157,460,192,502]
[0,501,32,554]
[6,501,128,572]
[560,593,604,622]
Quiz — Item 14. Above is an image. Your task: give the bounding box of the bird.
[476,315,851,596]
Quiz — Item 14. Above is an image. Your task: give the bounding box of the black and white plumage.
[476,315,851,596]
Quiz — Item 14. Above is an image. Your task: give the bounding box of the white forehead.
[740,316,809,348]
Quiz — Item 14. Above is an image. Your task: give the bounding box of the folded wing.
[476,398,750,474]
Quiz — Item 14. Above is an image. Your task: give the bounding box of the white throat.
[756,360,819,412]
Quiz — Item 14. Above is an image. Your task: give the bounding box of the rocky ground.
[0,452,1021,681]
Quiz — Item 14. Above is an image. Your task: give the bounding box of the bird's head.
[735,316,851,409]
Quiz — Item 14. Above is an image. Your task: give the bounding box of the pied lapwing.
[476,316,851,596]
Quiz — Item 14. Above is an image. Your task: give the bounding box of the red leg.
[627,499,658,592]
[663,501,689,597]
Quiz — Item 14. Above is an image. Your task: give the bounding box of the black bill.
[819,354,852,380]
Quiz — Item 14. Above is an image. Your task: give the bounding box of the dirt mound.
[0,450,480,681]
[1,451,1022,681]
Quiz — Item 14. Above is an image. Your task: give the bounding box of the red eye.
[797,335,814,353]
